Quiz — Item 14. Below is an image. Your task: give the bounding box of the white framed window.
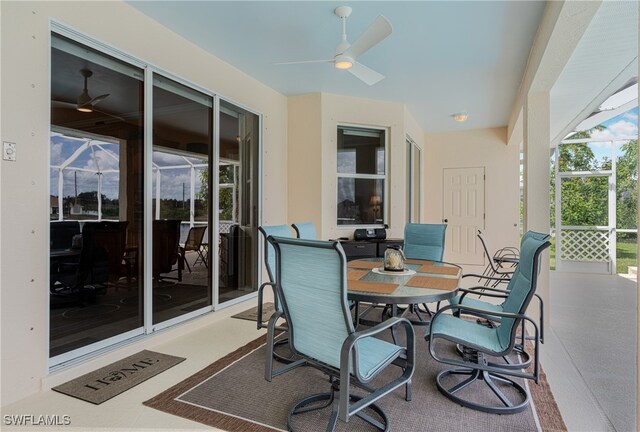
[406,136,422,223]
[337,126,387,226]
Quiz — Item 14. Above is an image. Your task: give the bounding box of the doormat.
[53,350,185,404]
[231,302,275,323]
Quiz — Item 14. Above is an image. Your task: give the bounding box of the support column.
[636,3,639,428]
[523,91,551,328]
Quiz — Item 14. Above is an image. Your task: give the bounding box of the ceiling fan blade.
[348,62,385,86]
[89,93,110,106]
[93,108,125,122]
[345,15,392,59]
[52,100,77,109]
[275,59,334,65]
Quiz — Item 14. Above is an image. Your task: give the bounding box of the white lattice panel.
[560,229,610,262]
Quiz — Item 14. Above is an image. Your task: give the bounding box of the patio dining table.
[345,257,462,329]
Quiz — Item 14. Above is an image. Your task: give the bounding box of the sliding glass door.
[217,100,260,303]
[49,34,145,360]
[406,137,422,223]
[49,29,262,364]
[151,74,213,324]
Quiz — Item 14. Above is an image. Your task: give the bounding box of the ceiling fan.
[277,6,392,86]
[52,69,123,121]
[74,68,110,112]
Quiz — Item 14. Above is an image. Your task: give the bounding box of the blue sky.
[586,106,638,163]
[50,134,207,200]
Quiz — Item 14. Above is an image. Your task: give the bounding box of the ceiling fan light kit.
[334,54,353,70]
[77,89,93,112]
[277,5,392,85]
[452,112,469,122]
[75,68,109,112]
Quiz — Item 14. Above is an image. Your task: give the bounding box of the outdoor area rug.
[144,334,566,431]
[231,303,276,323]
[53,350,185,404]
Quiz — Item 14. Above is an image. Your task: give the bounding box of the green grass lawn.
[617,240,638,274]
[548,236,637,274]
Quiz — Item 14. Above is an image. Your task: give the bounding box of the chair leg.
[288,382,389,432]
[435,352,531,414]
[264,316,277,382]
[405,381,412,402]
[180,248,192,273]
[197,248,208,268]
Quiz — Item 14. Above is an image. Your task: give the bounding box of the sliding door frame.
[48,21,264,367]
[214,97,264,310]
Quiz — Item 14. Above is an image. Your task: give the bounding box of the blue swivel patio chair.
[426,235,550,414]
[291,221,317,240]
[403,223,447,262]
[399,223,447,323]
[265,236,415,431]
[455,230,551,362]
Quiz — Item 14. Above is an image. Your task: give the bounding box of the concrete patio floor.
[545,271,637,432]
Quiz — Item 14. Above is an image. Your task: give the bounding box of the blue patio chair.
[257,225,295,376]
[291,221,317,240]
[403,223,447,261]
[397,223,447,323]
[456,230,551,353]
[426,234,550,414]
[266,236,415,431]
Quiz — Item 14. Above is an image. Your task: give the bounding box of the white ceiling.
[128,1,546,133]
[550,0,638,142]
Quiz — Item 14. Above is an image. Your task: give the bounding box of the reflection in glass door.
[152,74,213,324]
[218,100,259,304]
[49,34,144,361]
[406,137,422,223]
[49,31,263,364]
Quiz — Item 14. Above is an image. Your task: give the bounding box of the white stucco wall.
[0,1,288,405]
[424,127,521,273]
[287,93,425,241]
[287,94,323,232]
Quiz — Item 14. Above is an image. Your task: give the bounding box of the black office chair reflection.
[153,219,184,282]
[51,221,128,306]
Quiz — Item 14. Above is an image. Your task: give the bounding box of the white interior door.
[443,167,485,265]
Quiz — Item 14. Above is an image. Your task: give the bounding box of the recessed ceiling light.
[452,112,469,122]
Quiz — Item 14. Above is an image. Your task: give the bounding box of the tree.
[551,130,614,228]
[197,166,238,222]
[616,140,638,237]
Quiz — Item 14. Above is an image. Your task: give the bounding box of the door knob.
[443,219,448,223]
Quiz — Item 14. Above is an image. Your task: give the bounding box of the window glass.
[218,100,260,304]
[49,33,144,359]
[337,126,386,226]
[337,128,385,175]
[152,73,213,324]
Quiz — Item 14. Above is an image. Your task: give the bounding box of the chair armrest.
[347,316,407,340]
[494,255,519,264]
[457,287,508,302]
[341,317,415,383]
[494,247,519,259]
[257,282,276,330]
[428,304,540,382]
[463,286,509,294]
[462,273,512,281]
[434,303,528,321]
